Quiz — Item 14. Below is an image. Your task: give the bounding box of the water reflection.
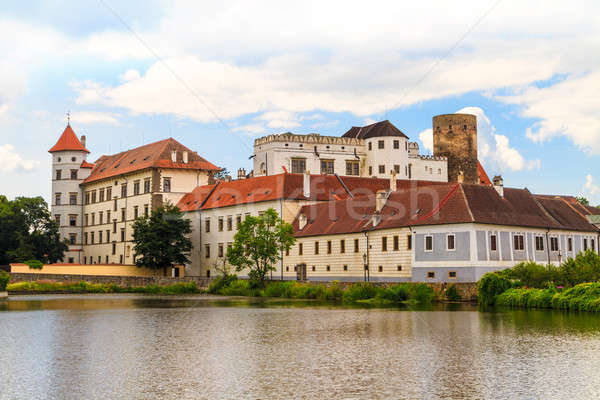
[0,294,599,399]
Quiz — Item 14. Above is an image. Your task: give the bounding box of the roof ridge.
[529,190,560,227]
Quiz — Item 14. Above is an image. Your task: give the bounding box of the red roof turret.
[48,124,90,153]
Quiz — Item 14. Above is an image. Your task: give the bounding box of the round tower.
[48,124,92,263]
[432,114,478,184]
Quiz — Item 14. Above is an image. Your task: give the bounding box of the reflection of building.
[49,123,219,265]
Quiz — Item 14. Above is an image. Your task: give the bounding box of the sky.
[1,0,599,205]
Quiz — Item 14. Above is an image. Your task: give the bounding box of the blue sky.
[1,0,599,205]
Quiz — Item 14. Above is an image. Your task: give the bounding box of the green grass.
[496,282,600,312]
[6,280,201,295]
[211,278,437,305]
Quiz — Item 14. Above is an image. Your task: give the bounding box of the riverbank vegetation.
[208,275,438,305]
[478,250,600,312]
[0,271,9,292]
[7,280,201,294]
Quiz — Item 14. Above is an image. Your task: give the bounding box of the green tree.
[0,196,67,264]
[227,208,295,287]
[576,196,590,206]
[213,168,231,181]
[131,202,192,275]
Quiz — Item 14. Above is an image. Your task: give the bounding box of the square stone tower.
[432,114,478,184]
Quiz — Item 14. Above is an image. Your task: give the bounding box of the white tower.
[48,123,92,263]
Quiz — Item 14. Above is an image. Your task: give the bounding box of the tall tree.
[227,208,295,286]
[131,202,192,275]
[0,196,67,264]
[576,196,590,206]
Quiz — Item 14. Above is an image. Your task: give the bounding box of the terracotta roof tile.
[477,161,492,185]
[82,138,219,184]
[80,160,95,169]
[48,125,90,153]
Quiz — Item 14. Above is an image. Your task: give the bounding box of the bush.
[0,271,10,291]
[208,274,238,294]
[559,251,600,287]
[496,283,600,312]
[506,262,558,288]
[477,272,512,305]
[341,282,380,302]
[445,284,461,301]
[409,283,436,303]
[25,260,43,270]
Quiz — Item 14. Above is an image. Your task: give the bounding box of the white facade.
[253,130,448,182]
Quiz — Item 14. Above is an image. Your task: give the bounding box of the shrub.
[507,261,558,288]
[477,272,512,305]
[377,284,410,303]
[208,274,238,294]
[25,260,43,270]
[409,283,436,303]
[445,284,461,301]
[341,282,379,302]
[559,250,600,287]
[0,271,10,291]
[323,281,344,301]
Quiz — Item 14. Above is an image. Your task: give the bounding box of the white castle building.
[253,120,448,181]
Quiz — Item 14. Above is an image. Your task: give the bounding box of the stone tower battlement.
[432,114,478,184]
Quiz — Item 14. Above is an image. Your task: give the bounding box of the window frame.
[490,234,497,252]
[446,234,456,251]
[424,235,433,252]
[514,234,525,251]
[291,158,306,174]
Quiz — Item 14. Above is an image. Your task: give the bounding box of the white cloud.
[0,144,39,172]
[497,72,600,154]
[231,123,267,137]
[363,117,376,125]
[119,69,141,82]
[418,128,433,153]
[256,110,300,129]
[73,111,121,126]
[584,174,599,196]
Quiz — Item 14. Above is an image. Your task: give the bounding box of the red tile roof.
[342,120,409,139]
[293,182,599,237]
[80,160,95,169]
[48,124,90,153]
[477,161,492,185]
[82,138,219,184]
[178,173,353,211]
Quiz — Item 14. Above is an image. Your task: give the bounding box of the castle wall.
[433,114,478,184]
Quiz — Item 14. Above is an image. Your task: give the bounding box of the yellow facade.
[11,263,160,277]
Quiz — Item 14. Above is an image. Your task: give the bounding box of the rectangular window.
[394,165,400,174]
[378,266,383,272]
[378,140,384,149]
[314,241,319,255]
[205,244,210,258]
[85,192,90,204]
[550,237,559,251]
[69,233,76,245]
[121,184,127,198]
[354,238,359,253]
[55,214,61,225]
[120,228,125,242]
[106,230,110,243]
[227,216,233,231]
[144,179,151,193]
[133,181,140,195]
[114,198,117,211]
[568,237,573,252]
[592,239,596,252]
[393,140,399,149]
[345,161,360,176]
[490,235,497,251]
[99,211,103,224]
[69,215,76,227]
[320,160,334,174]
[55,192,61,205]
[447,234,455,251]
[236,215,242,229]
[107,210,111,222]
[427,271,435,278]
[291,158,306,174]
[91,232,95,244]
[327,240,332,254]
[99,189,105,202]
[144,205,149,217]
[378,165,385,174]
[584,238,588,251]
[382,236,388,251]
[112,243,116,255]
[285,248,290,256]
[85,214,88,226]
[340,239,345,253]
[218,243,224,258]
[425,235,433,252]
[55,169,62,180]
[514,234,525,251]
[163,177,171,193]
[121,208,126,221]
[393,235,399,251]
[91,191,96,203]
[397,265,402,271]
[113,220,116,233]
[535,236,544,251]
[84,232,88,245]
[299,243,303,256]
[407,234,412,250]
[368,142,372,151]
[70,169,77,180]
[205,219,210,233]
[134,206,139,219]
[68,193,77,205]
[368,166,373,176]
[91,213,95,225]
[448,271,457,278]
[218,217,223,232]
[343,265,348,271]
[99,230,103,243]
[106,187,112,200]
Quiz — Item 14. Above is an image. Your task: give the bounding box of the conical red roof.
[48,124,90,153]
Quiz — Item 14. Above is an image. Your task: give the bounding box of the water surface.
[1,294,599,399]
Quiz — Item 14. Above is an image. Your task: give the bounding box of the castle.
[49,114,600,282]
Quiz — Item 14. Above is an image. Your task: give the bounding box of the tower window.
[163,177,171,193]
[378,140,384,149]
[70,169,78,180]
[378,165,385,174]
[393,140,399,149]
[55,170,62,180]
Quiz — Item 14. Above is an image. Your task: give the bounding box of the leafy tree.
[214,168,231,181]
[131,202,192,275]
[576,196,590,206]
[227,208,295,287]
[0,196,67,264]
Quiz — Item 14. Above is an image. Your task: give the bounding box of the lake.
[1,294,599,399]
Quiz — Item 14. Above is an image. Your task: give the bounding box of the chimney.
[80,135,86,148]
[237,168,246,180]
[182,151,188,163]
[303,171,310,198]
[298,213,308,230]
[493,175,504,197]
[375,190,388,213]
[390,170,397,192]
[171,150,177,162]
